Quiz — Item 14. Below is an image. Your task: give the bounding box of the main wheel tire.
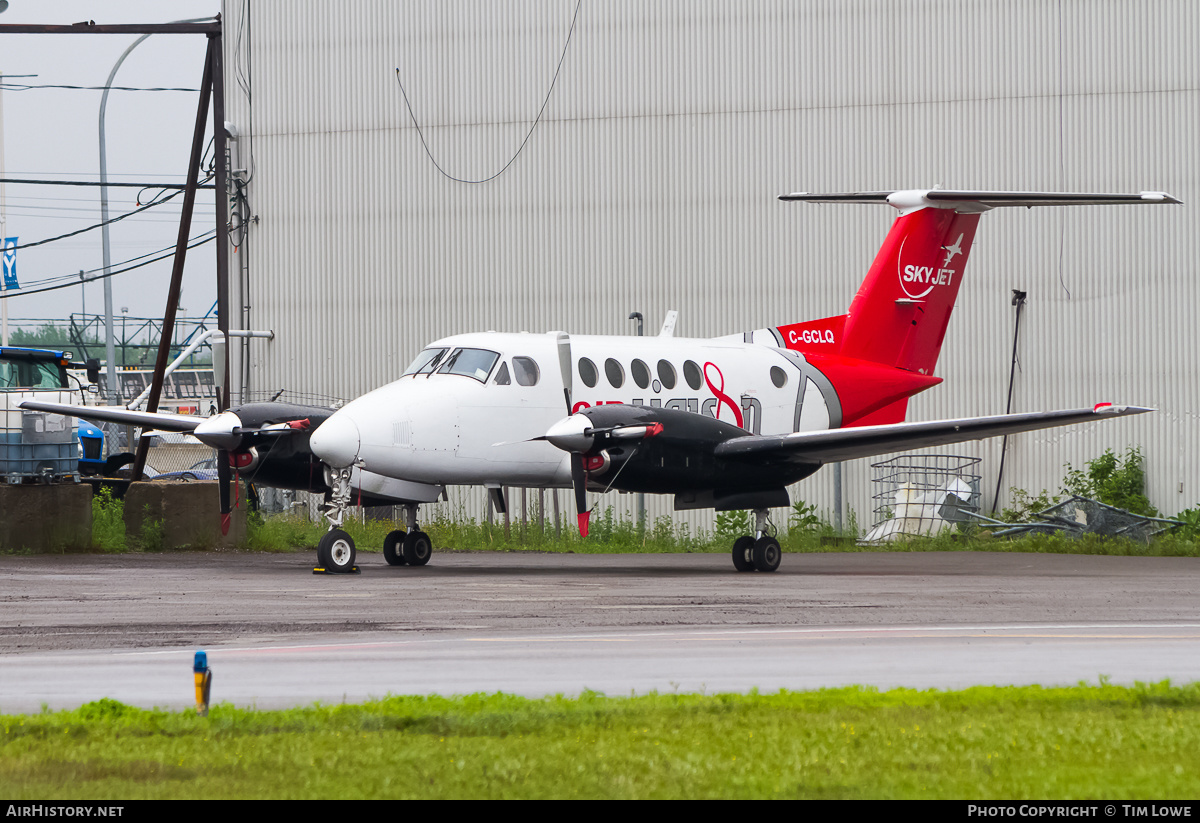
[403,530,433,566]
[752,536,782,573]
[731,535,756,572]
[318,528,356,573]
[383,529,408,566]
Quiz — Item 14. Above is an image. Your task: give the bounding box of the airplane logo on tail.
[941,233,964,266]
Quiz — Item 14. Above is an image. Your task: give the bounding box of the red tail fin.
[771,188,1180,425]
[840,207,980,375]
[777,207,980,376]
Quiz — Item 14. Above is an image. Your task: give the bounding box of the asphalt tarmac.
[2,550,1198,712]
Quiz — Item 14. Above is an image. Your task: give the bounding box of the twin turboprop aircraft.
[24,188,1177,573]
[302,188,1175,572]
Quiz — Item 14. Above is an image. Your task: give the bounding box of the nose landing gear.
[316,464,359,574]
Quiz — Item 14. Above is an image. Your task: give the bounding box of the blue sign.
[1,237,16,290]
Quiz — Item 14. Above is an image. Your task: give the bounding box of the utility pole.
[1,67,8,346]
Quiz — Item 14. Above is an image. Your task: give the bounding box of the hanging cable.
[392,0,583,184]
[2,177,211,252]
[991,289,1028,514]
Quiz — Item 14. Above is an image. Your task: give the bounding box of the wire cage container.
[864,454,982,542]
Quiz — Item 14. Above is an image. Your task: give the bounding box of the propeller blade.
[570,452,590,537]
[218,451,232,536]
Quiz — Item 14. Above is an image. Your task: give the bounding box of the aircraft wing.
[713,405,1152,464]
[18,400,204,432]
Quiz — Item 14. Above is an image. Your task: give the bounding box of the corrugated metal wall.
[221,0,1199,531]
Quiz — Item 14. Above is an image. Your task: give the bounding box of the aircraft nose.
[310,412,361,468]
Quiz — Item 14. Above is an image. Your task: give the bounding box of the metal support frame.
[0,19,231,492]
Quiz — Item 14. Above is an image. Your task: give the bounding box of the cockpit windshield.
[403,347,449,376]
[436,348,500,382]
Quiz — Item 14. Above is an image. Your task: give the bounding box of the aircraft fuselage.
[319,330,842,492]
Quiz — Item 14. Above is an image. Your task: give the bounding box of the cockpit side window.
[437,348,500,382]
[403,347,449,376]
[513,357,540,386]
[493,362,512,385]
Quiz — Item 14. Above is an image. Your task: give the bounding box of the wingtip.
[1093,403,1155,415]
[1140,191,1183,205]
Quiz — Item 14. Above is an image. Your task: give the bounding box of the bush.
[91,486,126,552]
[1003,446,1159,521]
[1062,446,1157,516]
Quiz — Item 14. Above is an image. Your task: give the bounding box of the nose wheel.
[317,528,358,574]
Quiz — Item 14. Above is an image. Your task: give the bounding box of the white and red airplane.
[25,188,1177,574]
[301,188,1176,572]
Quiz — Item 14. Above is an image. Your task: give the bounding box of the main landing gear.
[730,509,781,573]
[317,468,434,574]
[382,504,433,567]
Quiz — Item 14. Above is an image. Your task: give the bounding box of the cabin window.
[437,348,500,382]
[513,356,540,386]
[578,357,599,388]
[604,358,625,388]
[657,359,677,390]
[403,347,449,376]
[631,359,650,389]
[683,360,703,391]
[493,362,512,385]
[770,366,787,388]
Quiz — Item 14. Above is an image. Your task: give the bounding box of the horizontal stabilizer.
[780,189,1182,214]
[714,405,1152,464]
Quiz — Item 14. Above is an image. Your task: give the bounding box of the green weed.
[90,487,126,552]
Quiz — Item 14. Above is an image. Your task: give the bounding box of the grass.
[22,489,1200,557]
[2,682,1198,799]
[238,506,1200,557]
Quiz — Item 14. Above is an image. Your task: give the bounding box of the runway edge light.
[193,650,212,716]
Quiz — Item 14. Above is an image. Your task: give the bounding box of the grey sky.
[1,0,223,332]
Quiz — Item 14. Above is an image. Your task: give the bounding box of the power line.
[0,82,199,92]
[0,178,216,189]
[0,232,217,299]
[3,179,213,252]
